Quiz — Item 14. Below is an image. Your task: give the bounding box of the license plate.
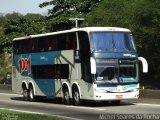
[116,95,123,99]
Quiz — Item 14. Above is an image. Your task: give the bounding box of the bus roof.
[13,27,131,41]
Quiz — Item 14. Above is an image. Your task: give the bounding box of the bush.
[0,53,11,84]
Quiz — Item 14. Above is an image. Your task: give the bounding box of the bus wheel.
[111,100,121,105]
[23,88,29,101]
[73,88,81,106]
[63,88,70,105]
[29,86,35,102]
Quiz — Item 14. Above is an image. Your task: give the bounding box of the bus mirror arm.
[90,57,96,74]
[138,57,148,73]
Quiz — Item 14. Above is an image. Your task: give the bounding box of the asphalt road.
[0,93,160,120]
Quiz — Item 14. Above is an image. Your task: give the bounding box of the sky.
[0,0,52,15]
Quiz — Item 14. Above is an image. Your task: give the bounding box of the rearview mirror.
[138,57,148,73]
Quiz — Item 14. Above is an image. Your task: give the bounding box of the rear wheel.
[73,88,81,106]
[22,87,29,101]
[29,86,35,102]
[63,88,70,105]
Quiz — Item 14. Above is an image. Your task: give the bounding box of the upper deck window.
[91,32,136,52]
[13,32,77,54]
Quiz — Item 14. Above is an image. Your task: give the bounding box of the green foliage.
[46,11,87,31]
[4,13,46,35]
[39,0,102,16]
[0,53,11,84]
[39,0,103,31]
[0,109,63,120]
[5,12,23,20]
[0,13,47,53]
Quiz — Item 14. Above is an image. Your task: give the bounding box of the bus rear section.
[12,31,78,102]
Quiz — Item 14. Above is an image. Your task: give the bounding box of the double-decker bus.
[12,27,148,105]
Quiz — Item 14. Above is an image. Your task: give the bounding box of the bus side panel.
[54,50,80,98]
[12,66,22,94]
[74,79,94,100]
[54,50,95,100]
[13,51,61,97]
[34,79,55,97]
[30,51,60,96]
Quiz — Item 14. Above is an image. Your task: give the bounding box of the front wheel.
[23,88,29,101]
[73,89,81,106]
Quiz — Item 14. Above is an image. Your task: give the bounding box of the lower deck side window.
[32,64,69,79]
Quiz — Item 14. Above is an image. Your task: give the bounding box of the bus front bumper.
[93,91,139,101]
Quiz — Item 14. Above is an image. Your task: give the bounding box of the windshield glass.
[96,61,137,83]
[119,65,136,78]
[118,63,137,83]
[91,32,136,52]
[96,66,118,80]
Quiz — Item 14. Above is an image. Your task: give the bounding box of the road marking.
[65,105,105,111]
[0,92,22,96]
[136,103,160,107]
[0,108,85,120]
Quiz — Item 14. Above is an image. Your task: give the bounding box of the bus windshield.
[96,62,138,84]
[91,32,136,52]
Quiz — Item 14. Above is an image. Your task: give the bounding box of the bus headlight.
[131,88,139,92]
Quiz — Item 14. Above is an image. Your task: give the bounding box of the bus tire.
[23,88,29,101]
[29,86,35,102]
[73,88,81,106]
[63,88,70,105]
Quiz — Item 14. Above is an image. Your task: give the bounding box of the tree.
[39,0,102,17]
[0,13,47,53]
[39,0,103,31]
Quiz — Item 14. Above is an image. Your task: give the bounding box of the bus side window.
[65,35,71,50]
[65,33,77,50]
[38,37,46,52]
[14,40,29,54]
[29,39,37,53]
[70,33,77,50]
[72,35,77,50]
[13,42,20,54]
[23,40,29,53]
[47,36,57,51]
[58,34,66,50]
[32,64,69,79]
[19,41,25,54]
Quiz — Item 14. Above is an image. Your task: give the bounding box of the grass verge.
[0,109,63,120]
